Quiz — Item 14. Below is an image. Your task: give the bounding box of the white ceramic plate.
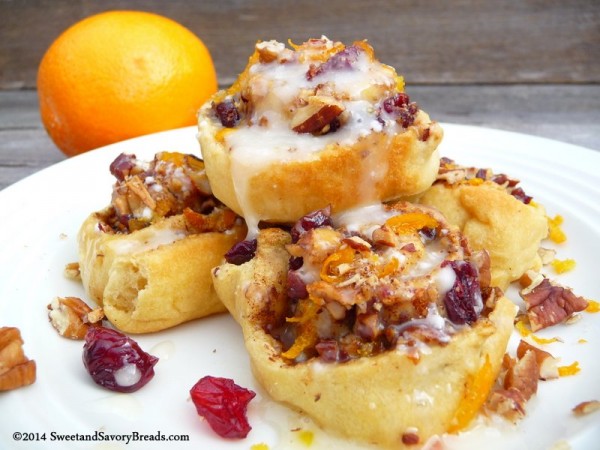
[1,124,599,450]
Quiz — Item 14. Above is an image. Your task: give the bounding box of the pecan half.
[504,349,539,401]
[520,275,588,331]
[0,327,36,391]
[47,297,104,340]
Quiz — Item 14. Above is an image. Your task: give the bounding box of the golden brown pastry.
[78,152,246,333]
[212,202,516,448]
[198,37,442,234]
[412,158,549,290]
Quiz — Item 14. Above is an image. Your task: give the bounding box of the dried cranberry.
[224,239,257,265]
[441,260,482,325]
[287,270,308,300]
[190,376,256,439]
[419,226,437,241]
[109,153,136,182]
[82,327,158,393]
[307,45,362,80]
[290,206,332,243]
[475,168,488,180]
[510,187,533,204]
[491,173,509,185]
[382,93,410,113]
[289,256,304,271]
[491,173,518,188]
[381,93,419,128]
[215,100,240,128]
[315,339,350,362]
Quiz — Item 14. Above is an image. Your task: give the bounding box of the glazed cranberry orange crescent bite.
[198,37,443,235]
[78,152,246,334]
[411,158,549,290]
[211,202,517,448]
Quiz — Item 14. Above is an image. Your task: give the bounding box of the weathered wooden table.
[1,0,599,191]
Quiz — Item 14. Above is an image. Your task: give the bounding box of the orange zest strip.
[282,299,320,360]
[251,444,270,450]
[550,258,576,274]
[377,257,399,278]
[515,318,560,344]
[386,213,439,235]
[467,177,484,186]
[558,361,580,377]
[448,355,494,433]
[515,318,532,337]
[281,327,317,360]
[547,215,567,244]
[298,430,314,446]
[320,246,355,283]
[531,335,561,345]
[585,300,600,313]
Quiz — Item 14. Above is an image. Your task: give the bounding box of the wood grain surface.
[1,0,598,88]
[1,0,599,190]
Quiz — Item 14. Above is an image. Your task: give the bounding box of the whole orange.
[37,10,217,156]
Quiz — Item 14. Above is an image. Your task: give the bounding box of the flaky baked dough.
[78,211,246,334]
[413,182,548,290]
[212,228,517,448]
[198,104,443,224]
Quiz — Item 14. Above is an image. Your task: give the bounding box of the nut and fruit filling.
[267,205,496,364]
[436,157,534,204]
[100,152,223,233]
[211,37,423,148]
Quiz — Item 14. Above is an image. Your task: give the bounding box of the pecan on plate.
[520,274,588,331]
[572,400,600,417]
[47,297,104,340]
[516,339,559,380]
[0,327,36,391]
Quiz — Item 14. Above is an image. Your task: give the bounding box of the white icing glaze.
[114,363,141,388]
[108,227,187,255]
[435,264,457,296]
[220,38,403,235]
[332,203,397,233]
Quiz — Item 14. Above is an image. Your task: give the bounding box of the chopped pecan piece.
[520,275,588,331]
[0,327,36,391]
[255,40,292,63]
[47,297,104,340]
[487,388,528,423]
[63,261,81,280]
[572,400,600,416]
[504,349,539,401]
[291,95,345,134]
[516,340,559,380]
[183,207,239,234]
[471,250,491,289]
[487,348,540,422]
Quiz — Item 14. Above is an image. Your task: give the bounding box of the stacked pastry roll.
[212,203,516,447]
[78,152,246,333]
[198,36,443,235]
[195,37,544,447]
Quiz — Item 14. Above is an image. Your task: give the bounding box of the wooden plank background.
[1,0,599,89]
[0,0,599,190]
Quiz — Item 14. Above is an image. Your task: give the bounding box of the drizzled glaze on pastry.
[268,203,494,364]
[200,37,433,236]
